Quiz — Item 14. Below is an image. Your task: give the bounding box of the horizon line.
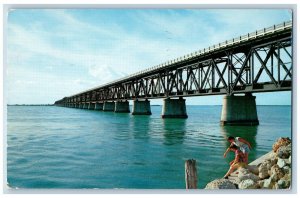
[7,104,292,106]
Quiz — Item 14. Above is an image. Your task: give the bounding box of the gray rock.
[288,155,291,164]
[263,178,275,189]
[238,179,257,189]
[247,165,259,175]
[277,158,286,168]
[269,151,277,159]
[269,164,285,182]
[205,179,237,189]
[273,183,281,189]
[277,179,285,189]
[272,137,291,152]
[282,166,291,174]
[282,172,291,182]
[237,168,250,177]
[257,180,264,188]
[269,157,278,166]
[270,173,279,182]
[261,159,274,170]
[277,177,290,189]
[239,173,260,182]
[258,161,270,179]
[277,144,291,159]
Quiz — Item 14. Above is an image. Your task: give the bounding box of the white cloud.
[6,9,291,104]
[88,64,127,82]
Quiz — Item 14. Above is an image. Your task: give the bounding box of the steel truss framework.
[55,25,292,106]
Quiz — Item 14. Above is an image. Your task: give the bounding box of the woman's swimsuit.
[234,137,250,154]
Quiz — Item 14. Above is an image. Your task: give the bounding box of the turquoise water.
[7,105,291,189]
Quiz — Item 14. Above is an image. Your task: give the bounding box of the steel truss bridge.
[55,21,292,106]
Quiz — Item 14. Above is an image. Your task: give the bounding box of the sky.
[6,9,292,105]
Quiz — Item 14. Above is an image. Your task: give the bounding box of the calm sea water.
[7,105,291,189]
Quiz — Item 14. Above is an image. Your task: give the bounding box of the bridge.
[55,21,292,125]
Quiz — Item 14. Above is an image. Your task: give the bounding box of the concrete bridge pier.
[220,93,259,126]
[83,103,89,109]
[161,97,188,118]
[132,99,152,115]
[88,102,96,110]
[95,102,103,110]
[115,101,130,113]
[103,101,115,111]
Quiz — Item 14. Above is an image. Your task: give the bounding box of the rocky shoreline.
[205,137,292,189]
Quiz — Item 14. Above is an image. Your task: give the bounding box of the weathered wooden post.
[185,159,197,189]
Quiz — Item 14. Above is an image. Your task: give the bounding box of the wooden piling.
[185,159,197,189]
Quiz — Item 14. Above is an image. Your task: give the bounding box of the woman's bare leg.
[223,164,239,178]
[244,153,249,164]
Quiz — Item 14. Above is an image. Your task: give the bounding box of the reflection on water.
[220,126,258,161]
[162,119,186,145]
[131,115,150,140]
[7,105,291,189]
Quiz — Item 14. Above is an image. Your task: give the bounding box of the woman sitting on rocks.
[223,145,247,179]
[224,136,252,163]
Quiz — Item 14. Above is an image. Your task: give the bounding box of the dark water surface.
[7,105,291,189]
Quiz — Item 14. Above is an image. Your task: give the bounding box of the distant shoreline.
[7,104,291,106]
[7,104,54,106]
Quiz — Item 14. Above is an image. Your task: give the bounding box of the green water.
[7,105,291,189]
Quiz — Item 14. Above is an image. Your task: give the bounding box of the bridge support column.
[220,93,259,126]
[88,102,95,110]
[162,97,188,118]
[95,102,103,110]
[103,101,115,111]
[132,99,151,115]
[83,103,89,109]
[115,101,130,113]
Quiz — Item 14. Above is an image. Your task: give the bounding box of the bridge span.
[55,21,292,125]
